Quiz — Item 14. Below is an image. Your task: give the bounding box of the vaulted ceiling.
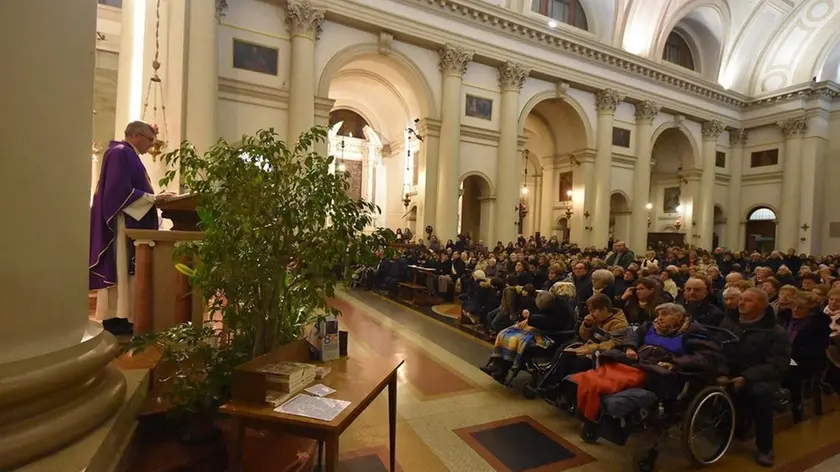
[512,0,840,96]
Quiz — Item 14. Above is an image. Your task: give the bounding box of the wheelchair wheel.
[680,386,735,466]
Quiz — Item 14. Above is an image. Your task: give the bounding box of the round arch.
[652,0,730,73]
[317,43,437,119]
[714,204,726,223]
[744,205,778,253]
[609,190,632,210]
[650,122,701,169]
[525,0,600,37]
[458,171,495,196]
[744,204,779,222]
[813,27,840,82]
[330,102,383,139]
[333,68,412,119]
[517,91,595,148]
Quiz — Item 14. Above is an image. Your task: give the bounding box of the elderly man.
[90,121,171,335]
[718,288,790,467]
[680,277,725,327]
[605,240,635,269]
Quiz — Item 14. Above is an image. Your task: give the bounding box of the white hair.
[722,287,742,299]
[124,120,154,137]
[591,269,615,285]
[655,302,687,318]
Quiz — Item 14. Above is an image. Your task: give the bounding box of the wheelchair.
[504,329,578,391]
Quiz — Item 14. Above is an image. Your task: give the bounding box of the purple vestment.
[89,141,157,290]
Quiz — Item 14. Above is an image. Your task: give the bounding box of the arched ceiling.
[516,0,839,95]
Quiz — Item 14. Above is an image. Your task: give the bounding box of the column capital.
[284,0,324,39]
[777,116,808,137]
[729,128,748,147]
[634,100,660,125]
[595,89,623,114]
[498,61,529,92]
[438,44,473,77]
[701,120,724,139]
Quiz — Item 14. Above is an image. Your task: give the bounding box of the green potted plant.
[129,127,392,442]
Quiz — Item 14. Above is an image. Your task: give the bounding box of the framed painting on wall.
[465,94,493,121]
[232,39,279,76]
[663,187,681,214]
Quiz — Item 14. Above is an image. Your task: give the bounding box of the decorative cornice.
[498,61,529,92]
[595,89,623,114]
[701,120,724,139]
[218,77,289,107]
[285,0,324,39]
[439,44,473,77]
[777,117,808,137]
[634,100,660,124]
[729,129,748,147]
[742,171,783,184]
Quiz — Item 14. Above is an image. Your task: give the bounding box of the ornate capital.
[777,117,808,138]
[634,100,660,124]
[285,0,324,39]
[438,44,473,77]
[701,120,724,139]
[595,89,623,114]
[729,128,748,147]
[498,61,529,92]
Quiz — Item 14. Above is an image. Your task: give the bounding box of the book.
[257,362,316,382]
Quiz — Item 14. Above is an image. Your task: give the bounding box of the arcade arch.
[649,126,699,246]
[520,97,590,242]
[609,191,631,244]
[323,50,431,232]
[459,173,493,244]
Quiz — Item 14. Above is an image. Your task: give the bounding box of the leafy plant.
[132,127,393,416]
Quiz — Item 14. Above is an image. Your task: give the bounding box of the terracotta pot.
[216,415,318,472]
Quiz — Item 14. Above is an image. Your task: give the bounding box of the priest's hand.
[155,192,175,204]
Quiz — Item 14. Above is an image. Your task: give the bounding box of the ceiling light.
[548,20,557,28]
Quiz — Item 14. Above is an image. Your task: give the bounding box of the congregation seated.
[461,272,502,325]
[618,276,667,325]
[680,277,725,326]
[487,281,537,333]
[568,303,723,443]
[717,288,791,467]
[480,291,563,382]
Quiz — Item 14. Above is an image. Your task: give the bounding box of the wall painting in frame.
[465,94,493,121]
[232,38,279,76]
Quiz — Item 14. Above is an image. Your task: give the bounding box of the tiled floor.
[334,289,840,472]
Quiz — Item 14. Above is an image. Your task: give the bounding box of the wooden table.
[220,356,404,472]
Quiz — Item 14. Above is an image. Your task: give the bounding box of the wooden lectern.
[125,194,204,334]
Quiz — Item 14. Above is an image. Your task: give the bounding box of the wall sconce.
[564,207,573,219]
[406,124,424,142]
[584,225,593,232]
[675,219,682,231]
[675,204,683,214]
[402,192,411,209]
[584,210,591,219]
[801,224,811,232]
[692,220,697,227]
[569,153,580,166]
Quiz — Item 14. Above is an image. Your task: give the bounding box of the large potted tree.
[130,127,392,466]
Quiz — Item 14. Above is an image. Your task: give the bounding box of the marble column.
[0,0,125,468]
[726,129,747,250]
[699,120,723,249]
[184,0,218,154]
[435,45,473,240]
[285,0,323,144]
[629,100,659,252]
[592,89,623,248]
[776,117,807,252]
[495,61,529,244]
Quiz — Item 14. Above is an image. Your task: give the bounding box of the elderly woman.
[722,287,742,321]
[480,291,562,382]
[778,291,831,422]
[570,303,723,443]
[591,268,616,300]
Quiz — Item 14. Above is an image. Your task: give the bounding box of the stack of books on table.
[257,361,317,393]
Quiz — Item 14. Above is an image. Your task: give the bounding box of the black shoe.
[102,318,132,336]
[579,421,599,444]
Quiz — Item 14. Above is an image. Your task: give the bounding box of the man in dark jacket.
[680,278,725,327]
[718,288,791,467]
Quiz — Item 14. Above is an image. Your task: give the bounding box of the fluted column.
[777,117,807,251]
[591,89,623,248]
[494,61,529,244]
[0,1,125,468]
[629,101,659,252]
[699,120,723,249]
[285,0,323,144]
[185,0,218,154]
[727,129,747,250]
[435,45,473,240]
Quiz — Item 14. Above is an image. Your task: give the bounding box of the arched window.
[329,109,369,138]
[531,0,588,31]
[748,207,777,221]
[663,32,695,71]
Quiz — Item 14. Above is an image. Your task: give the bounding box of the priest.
[89,121,171,335]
